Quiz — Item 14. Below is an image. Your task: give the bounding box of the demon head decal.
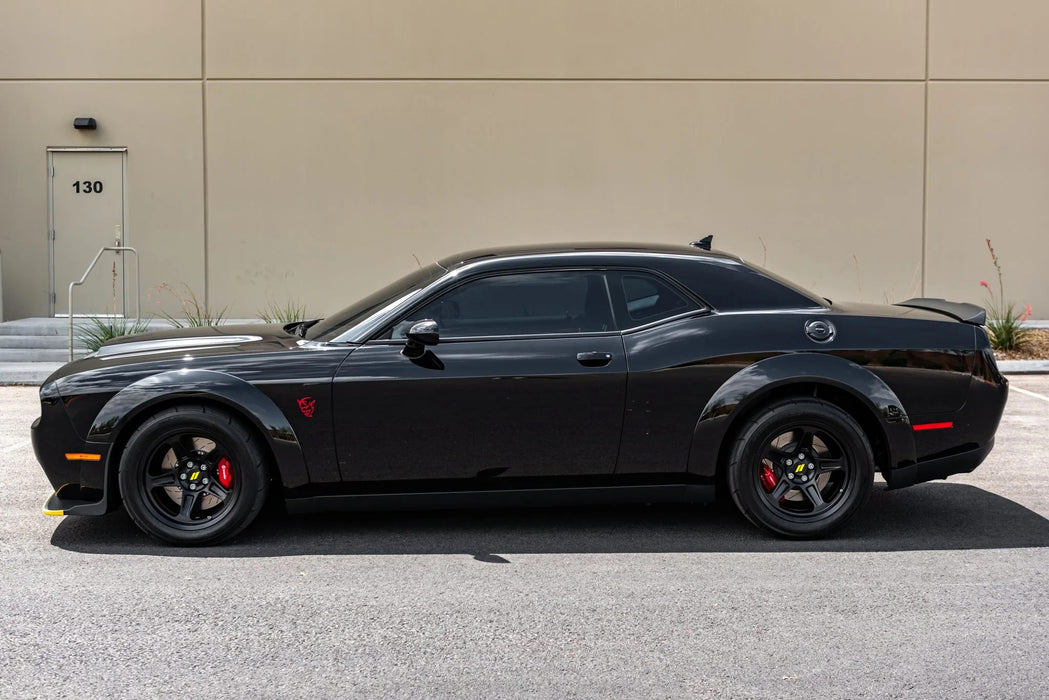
[297,396,317,418]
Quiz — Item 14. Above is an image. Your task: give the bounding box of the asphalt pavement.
[2,378,1048,698]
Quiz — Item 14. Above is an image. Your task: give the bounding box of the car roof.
[437,242,743,270]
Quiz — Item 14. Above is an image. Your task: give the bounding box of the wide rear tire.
[727,398,874,539]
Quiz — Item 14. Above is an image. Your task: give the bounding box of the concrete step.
[0,318,169,336]
[0,348,86,363]
[0,319,69,336]
[0,362,65,385]
[0,335,72,349]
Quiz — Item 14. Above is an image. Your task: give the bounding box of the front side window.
[391,271,615,339]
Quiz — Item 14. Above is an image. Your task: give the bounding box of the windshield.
[305,263,446,342]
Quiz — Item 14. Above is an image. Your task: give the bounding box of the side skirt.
[284,484,716,515]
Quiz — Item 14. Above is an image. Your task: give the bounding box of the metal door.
[48,148,127,316]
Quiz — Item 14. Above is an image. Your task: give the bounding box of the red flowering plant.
[981,238,1031,351]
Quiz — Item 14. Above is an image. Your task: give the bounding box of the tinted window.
[393,271,614,339]
[611,271,699,327]
[658,258,824,311]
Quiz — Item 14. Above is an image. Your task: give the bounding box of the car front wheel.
[727,398,874,538]
[118,404,269,545]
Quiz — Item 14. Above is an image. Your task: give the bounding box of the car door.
[332,269,627,484]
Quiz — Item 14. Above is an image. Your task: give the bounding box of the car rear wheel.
[726,398,874,538]
[118,404,268,545]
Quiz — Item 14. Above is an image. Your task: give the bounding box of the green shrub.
[153,282,228,328]
[258,299,308,324]
[74,316,153,352]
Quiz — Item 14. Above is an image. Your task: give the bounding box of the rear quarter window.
[659,258,824,312]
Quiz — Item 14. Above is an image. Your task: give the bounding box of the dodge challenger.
[33,242,1008,545]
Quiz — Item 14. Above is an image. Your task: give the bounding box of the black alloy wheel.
[119,405,268,545]
[727,398,874,538]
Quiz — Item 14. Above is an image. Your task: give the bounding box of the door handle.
[576,351,613,367]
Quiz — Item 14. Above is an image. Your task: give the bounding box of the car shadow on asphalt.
[50,482,1049,558]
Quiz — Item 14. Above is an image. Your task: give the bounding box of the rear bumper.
[882,343,1007,489]
[882,438,994,490]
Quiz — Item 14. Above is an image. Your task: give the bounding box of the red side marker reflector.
[65,453,101,461]
[912,422,954,432]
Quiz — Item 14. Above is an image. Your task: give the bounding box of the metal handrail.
[68,246,140,361]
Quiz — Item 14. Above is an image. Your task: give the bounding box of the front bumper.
[42,483,110,516]
[32,405,114,517]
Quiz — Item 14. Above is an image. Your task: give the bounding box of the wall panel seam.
[0,79,202,83]
[921,0,930,296]
[176,78,930,84]
[11,78,1049,83]
[201,0,209,308]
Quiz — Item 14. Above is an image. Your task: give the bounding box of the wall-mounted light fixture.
[73,117,97,130]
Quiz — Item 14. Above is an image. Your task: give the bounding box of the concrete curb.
[999,360,1049,374]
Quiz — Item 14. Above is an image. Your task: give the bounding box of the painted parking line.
[1012,386,1049,404]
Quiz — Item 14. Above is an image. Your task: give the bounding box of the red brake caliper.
[760,463,778,492]
[216,457,234,489]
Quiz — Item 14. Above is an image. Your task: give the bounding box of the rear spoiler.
[895,298,986,325]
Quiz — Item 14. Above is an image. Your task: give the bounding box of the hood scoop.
[95,335,263,358]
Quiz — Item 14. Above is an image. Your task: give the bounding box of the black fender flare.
[87,369,307,490]
[686,353,916,478]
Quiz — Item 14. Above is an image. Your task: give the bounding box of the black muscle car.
[33,243,1008,545]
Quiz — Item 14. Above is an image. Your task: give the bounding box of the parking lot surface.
[2,378,1048,698]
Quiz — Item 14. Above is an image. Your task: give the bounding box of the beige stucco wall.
[0,82,204,320]
[205,0,925,80]
[206,80,925,316]
[1,1,1047,320]
[0,0,201,79]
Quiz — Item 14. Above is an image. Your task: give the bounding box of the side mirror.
[402,319,439,359]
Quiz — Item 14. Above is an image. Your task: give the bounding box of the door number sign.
[72,180,104,194]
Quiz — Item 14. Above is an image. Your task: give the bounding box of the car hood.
[94,323,297,359]
[43,322,356,394]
